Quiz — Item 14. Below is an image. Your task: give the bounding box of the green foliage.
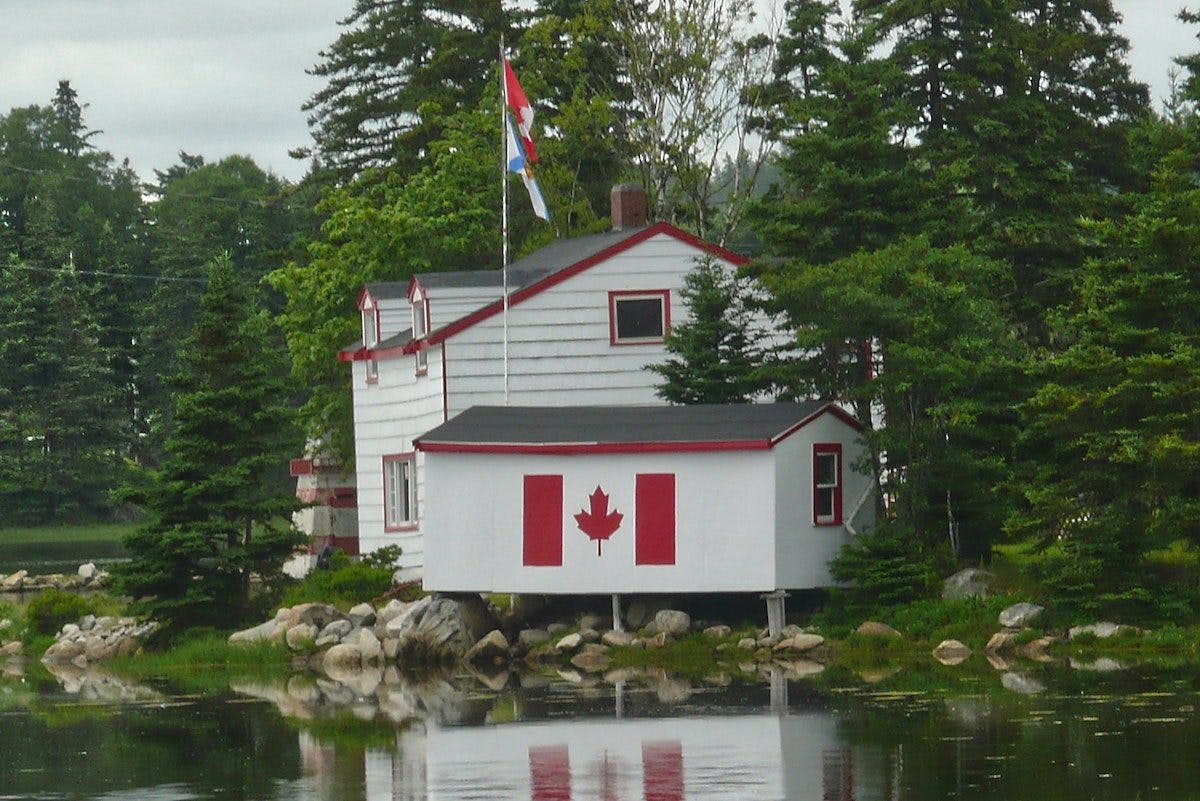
[107,631,290,693]
[24,590,95,635]
[828,526,941,611]
[113,255,303,633]
[360,544,403,570]
[650,258,769,404]
[281,561,394,609]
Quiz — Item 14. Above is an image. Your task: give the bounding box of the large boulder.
[356,628,384,664]
[1,570,27,591]
[555,633,583,653]
[315,619,354,647]
[285,623,318,652]
[773,633,825,653]
[644,610,691,638]
[999,603,1044,629]
[602,630,635,647]
[941,568,994,600]
[348,603,377,628]
[322,643,362,672]
[229,619,285,645]
[376,599,410,627]
[464,630,510,664]
[856,621,902,639]
[385,595,496,659]
[77,563,97,583]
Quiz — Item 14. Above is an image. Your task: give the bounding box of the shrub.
[281,561,394,608]
[829,525,940,611]
[25,590,94,635]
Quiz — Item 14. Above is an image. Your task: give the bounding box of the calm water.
[3,661,1200,800]
[0,540,126,575]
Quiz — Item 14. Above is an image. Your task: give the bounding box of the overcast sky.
[0,0,1195,184]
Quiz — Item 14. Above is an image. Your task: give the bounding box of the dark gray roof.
[411,226,650,297]
[340,327,412,355]
[364,282,410,300]
[416,401,839,446]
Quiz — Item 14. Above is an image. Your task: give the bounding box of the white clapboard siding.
[427,286,502,332]
[445,233,726,416]
[376,298,412,342]
[351,347,444,575]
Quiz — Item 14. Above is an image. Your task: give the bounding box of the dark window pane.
[816,453,837,486]
[816,487,835,518]
[615,297,664,339]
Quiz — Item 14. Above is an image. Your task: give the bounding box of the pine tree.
[650,258,769,404]
[114,255,302,631]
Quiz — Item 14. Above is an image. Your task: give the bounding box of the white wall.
[351,346,445,575]
[773,411,876,589]
[444,234,738,414]
[422,449,777,594]
[376,298,411,341]
[426,285,501,332]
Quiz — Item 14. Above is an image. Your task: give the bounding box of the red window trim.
[813,443,843,526]
[382,452,418,532]
[608,289,671,346]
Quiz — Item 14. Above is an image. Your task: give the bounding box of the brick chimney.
[611,184,647,231]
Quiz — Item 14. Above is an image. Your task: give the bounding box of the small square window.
[383,453,417,530]
[609,290,670,345]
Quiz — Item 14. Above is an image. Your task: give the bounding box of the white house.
[338,186,756,576]
[415,402,874,597]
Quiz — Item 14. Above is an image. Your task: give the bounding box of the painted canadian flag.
[522,474,676,567]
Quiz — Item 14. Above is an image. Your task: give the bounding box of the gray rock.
[60,623,81,638]
[601,630,635,647]
[356,628,383,664]
[578,613,606,631]
[985,630,1018,654]
[465,630,510,664]
[317,619,354,643]
[382,637,400,660]
[228,620,283,644]
[780,624,804,640]
[1068,622,1137,640]
[377,599,410,626]
[1,570,27,591]
[286,603,343,630]
[555,633,583,653]
[773,633,825,653]
[94,616,118,632]
[348,603,377,628]
[999,602,1044,629]
[285,623,319,651]
[322,643,363,672]
[942,568,994,600]
[570,645,612,673]
[736,637,757,650]
[78,563,97,582]
[703,625,732,639]
[645,610,691,638]
[1001,671,1046,695]
[856,621,902,639]
[79,615,97,632]
[932,639,972,665]
[517,629,551,651]
[546,622,571,636]
[384,595,494,657]
[578,628,600,644]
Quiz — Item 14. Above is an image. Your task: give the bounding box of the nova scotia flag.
[506,113,550,222]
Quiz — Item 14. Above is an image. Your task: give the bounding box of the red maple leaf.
[574,485,623,556]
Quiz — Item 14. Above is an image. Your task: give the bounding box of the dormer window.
[413,297,428,374]
[363,308,378,347]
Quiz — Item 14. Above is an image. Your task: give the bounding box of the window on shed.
[609,290,669,344]
[383,453,417,530]
[362,308,378,347]
[813,443,842,526]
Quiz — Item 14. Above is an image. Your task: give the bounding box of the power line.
[6,262,207,285]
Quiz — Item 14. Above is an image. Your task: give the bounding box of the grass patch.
[0,523,136,545]
[608,633,744,678]
[107,631,291,693]
[1057,625,1200,663]
[281,557,394,609]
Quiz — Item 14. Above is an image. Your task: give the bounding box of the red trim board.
[419,440,773,455]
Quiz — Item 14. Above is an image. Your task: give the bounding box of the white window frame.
[813,443,842,526]
[383,453,417,531]
[609,290,670,345]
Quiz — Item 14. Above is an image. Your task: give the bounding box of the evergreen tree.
[114,255,302,631]
[650,258,769,404]
[298,0,520,181]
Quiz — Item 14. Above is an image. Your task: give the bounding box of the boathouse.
[415,402,874,596]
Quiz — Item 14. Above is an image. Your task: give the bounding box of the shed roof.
[415,402,862,455]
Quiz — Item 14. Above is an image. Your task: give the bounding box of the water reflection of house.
[354,713,864,801]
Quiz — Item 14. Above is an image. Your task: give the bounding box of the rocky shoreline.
[0,563,108,593]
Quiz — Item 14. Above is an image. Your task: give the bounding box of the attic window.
[609,290,670,345]
[362,308,378,347]
[413,299,428,373]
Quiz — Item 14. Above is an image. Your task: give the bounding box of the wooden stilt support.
[612,593,623,633]
[761,590,788,638]
[769,664,788,714]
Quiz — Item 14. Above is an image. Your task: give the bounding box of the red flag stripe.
[503,58,538,162]
[635,474,675,565]
[523,475,563,566]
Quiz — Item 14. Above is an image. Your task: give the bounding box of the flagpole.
[500,36,510,406]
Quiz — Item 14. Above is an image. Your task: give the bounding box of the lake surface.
[0,539,126,575]
[3,660,1200,800]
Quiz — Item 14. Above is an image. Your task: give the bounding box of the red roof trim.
[426,222,747,347]
[407,276,423,303]
[356,286,373,312]
[770,403,865,444]
[415,440,773,455]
